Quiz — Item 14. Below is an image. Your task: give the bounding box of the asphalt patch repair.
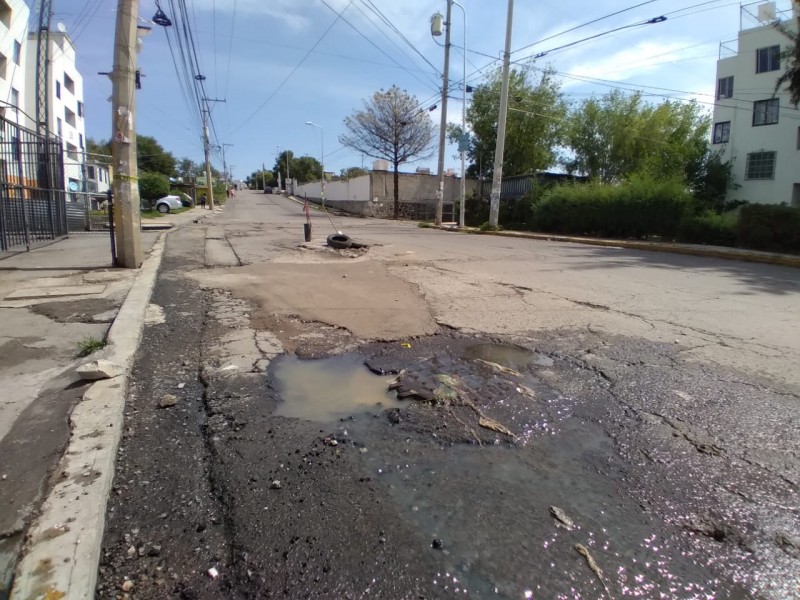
[97,324,799,598]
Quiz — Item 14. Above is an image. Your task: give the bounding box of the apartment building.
[25,30,86,194]
[712,1,800,206]
[0,0,30,126]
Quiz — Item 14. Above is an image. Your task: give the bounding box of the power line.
[229,0,353,134]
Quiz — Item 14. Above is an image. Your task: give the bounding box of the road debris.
[271,480,282,489]
[77,359,123,380]
[474,358,521,377]
[575,543,612,599]
[207,567,219,579]
[159,394,178,408]
[549,506,575,530]
[478,416,516,438]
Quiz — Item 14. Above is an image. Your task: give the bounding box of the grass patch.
[76,336,106,357]
[418,221,434,228]
[479,221,502,232]
[140,207,190,219]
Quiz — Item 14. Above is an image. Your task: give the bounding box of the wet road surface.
[95,197,800,599]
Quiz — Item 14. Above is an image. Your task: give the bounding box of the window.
[77,101,83,117]
[79,133,84,148]
[745,151,776,180]
[87,165,95,179]
[713,121,730,144]
[717,76,734,99]
[756,46,780,73]
[0,51,6,80]
[753,98,779,126]
[56,117,62,137]
[12,40,20,65]
[56,80,61,98]
[0,0,11,28]
[64,73,75,94]
[65,107,76,127]
[10,87,18,110]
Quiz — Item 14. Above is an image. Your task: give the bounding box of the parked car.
[264,186,273,194]
[154,195,184,213]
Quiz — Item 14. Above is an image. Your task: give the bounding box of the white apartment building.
[713,1,800,207]
[0,0,30,127]
[25,30,86,194]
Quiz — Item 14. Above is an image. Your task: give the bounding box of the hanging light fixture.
[152,1,172,27]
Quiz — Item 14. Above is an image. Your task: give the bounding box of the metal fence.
[0,115,68,253]
[63,150,113,232]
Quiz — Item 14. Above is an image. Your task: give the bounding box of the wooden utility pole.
[435,0,453,226]
[111,0,143,268]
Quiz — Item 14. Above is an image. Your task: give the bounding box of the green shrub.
[532,177,691,239]
[138,172,170,209]
[737,204,800,253]
[76,336,106,357]
[465,193,489,227]
[677,211,738,246]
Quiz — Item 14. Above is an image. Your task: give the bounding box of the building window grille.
[753,98,779,126]
[717,76,733,99]
[713,121,730,144]
[745,151,776,180]
[756,46,780,73]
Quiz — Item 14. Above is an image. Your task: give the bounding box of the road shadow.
[560,244,800,296]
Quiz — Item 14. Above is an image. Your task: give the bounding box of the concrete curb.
[10,233,167,600]
[441,227,800,269]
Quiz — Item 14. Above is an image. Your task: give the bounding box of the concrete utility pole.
[111,0,143,268]
[488,0,514,229]
[222,143,233,184]
[452,0,467,229]
[202,98,225,210]
[435,0,453,226]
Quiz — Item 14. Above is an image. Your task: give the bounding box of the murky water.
[463,343,536,371]
[271,354,403,421]
[347,417,720,599]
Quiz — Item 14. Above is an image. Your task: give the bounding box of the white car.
[155,195,183,213]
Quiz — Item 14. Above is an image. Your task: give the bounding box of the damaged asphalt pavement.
[19,190,800,599]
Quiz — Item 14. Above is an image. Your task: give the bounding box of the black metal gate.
[0,115,68,253]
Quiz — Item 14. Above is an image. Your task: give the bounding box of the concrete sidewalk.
[0,205,216,599]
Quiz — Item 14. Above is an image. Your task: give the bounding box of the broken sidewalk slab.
[6,285,107,300]
[76,359,123,380]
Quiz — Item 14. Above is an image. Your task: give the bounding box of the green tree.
[138,172,170,208]
[273,150,295,189]
[340,85,434,219]
[176,157,203,180]
[457,67,567,179]
[137,135,176,177]
[247,170,275,190]
[86,138,112,163]
[565,90,710,183]
[86,136,177,177]
[291,156,323,185]
[339,166,369,180]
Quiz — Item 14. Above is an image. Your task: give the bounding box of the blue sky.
[43,0,780,179]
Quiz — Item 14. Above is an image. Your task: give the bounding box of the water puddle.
[463,343,535,371]
[345,417,718,599]
[271,354,403,422]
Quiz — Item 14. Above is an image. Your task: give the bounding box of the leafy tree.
[247,170,275,190]
[137,135,176,177]
[176,157,203,180]
[564,90,710,184]
[273,150,295,189]
[340,85,434,219]
[291,156,323,185]
[86,138,112,163]
[87,135,177,177]
[456,67,567,179]
[774,20,800,106]
[138,172,169,208]
[339,166,369,180]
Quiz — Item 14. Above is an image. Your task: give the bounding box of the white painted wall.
[0,0,30,127]
[25,31,86,191]
[712,8,800,206]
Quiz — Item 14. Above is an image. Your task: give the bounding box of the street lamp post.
[452,0,467,228]
[305,121,324,206]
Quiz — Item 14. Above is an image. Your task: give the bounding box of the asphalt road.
[96,191,800,599]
